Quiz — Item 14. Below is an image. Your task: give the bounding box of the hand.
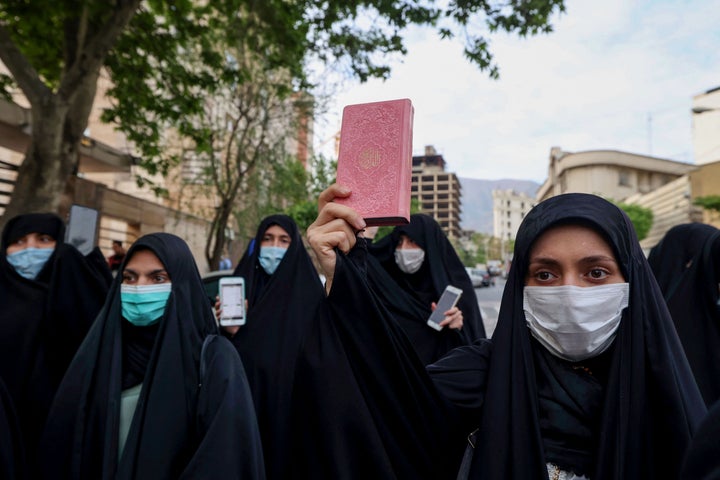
[215,295,244,337]
[307,183,366,294]
[431,302,464,330]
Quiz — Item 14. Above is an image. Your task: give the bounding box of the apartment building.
[492,189,535,241]
[692,86,720,165]
[411,145,462,240]
[537,147,695,202]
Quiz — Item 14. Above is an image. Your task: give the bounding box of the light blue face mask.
[121,283,172,327]
[6,247,54,280]
[258,246,288,275]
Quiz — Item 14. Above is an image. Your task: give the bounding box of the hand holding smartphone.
[219,277,246,327]
[427,285,463,331]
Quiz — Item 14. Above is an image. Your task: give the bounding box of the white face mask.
[394,248,425,274]
[523,283,630,362]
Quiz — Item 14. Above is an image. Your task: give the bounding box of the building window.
[618,170,631,187]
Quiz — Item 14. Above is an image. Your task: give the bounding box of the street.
[474,277,505,337]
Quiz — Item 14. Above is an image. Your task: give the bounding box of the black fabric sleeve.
[180,336,265,480]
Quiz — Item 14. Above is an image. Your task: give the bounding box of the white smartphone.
[427,285,463,331]
[219,277,246,327]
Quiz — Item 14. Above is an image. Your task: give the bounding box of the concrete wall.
[623,175,703,251]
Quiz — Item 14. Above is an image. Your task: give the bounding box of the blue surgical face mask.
[258,246,287,275]
[121,283,172,327]
[6,247,54,280]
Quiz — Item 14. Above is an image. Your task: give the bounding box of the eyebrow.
[123,268,168,276]
[529,255,617,265]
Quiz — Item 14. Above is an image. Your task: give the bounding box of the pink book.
[335,98,414,226]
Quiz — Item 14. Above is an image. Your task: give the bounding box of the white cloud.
[314,0,720,182]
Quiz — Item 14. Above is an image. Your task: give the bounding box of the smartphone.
[427,285,463,331]
[219,277,246,327]
[65,204,99,255]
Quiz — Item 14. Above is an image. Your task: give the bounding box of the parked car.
[465,267,483,287]
[466,267,494,288]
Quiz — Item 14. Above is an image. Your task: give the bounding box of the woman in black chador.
[647,222,717,297]
[302,185,706,479]
[40,233,265,480]
[368,214,485,364]
[648,223,720,406]
[0,213,112,471]
[223,214,325,480]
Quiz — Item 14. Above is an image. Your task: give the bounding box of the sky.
[312,0,720,184]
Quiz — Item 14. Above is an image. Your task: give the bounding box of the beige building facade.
[411,146,462,240]
[537,147,696,202]
[492,189,536,241]
[692,86,720,165]
[536,145,720,252]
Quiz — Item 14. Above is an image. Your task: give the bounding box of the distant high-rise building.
[411,145,462,239]
[492,189,535,241]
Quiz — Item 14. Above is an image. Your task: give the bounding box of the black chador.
[368,214,485,364]
[0,213,112,471]
[229,215,325,480]
[40,233,265,479]
[649,223,720,406]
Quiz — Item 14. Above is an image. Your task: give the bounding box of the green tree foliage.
[617,203,653,241]
[694,195,720,212]
[284,155,338,232]
[0,0,566,231]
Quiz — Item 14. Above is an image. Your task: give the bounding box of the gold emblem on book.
[358,148,381,169]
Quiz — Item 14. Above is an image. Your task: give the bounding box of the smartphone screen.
[427,285,463,331]
[65,204,99,256]
[219,277,245,326]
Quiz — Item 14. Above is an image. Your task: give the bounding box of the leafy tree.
[617,202,653,241]
[0,0,566,231]
[284,154,337,232]
[694,195,720,213]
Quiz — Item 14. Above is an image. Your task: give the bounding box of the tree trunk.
[0,73,99,231]
[206,199,233,270]
[0,99,72,227]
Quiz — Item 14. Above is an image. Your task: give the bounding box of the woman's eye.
[588,268,608,279]
[536,271,553,281]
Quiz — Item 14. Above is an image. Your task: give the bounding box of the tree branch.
[58,0,142,100]
[0,23,51,105]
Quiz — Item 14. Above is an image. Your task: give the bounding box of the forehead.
[15,232,53,239]
[125,249,165,270]
[264,225,290,237]
[529,224,616,260]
